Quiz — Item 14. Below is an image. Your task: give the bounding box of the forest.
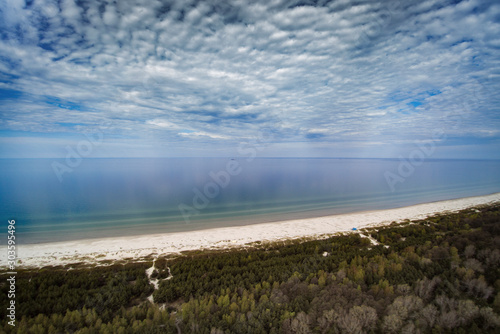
[1,203,500,333]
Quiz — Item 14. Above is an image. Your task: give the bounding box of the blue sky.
[0,0,499,158]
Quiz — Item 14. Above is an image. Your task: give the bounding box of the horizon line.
[1,157,500,162]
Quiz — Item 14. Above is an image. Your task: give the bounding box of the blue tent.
[352,227,357,231]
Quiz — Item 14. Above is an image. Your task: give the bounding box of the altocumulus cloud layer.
[0,0,499,158]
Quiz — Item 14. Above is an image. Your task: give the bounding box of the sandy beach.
[3,192,500,269]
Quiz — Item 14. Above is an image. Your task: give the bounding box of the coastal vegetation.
[1,203,500,333]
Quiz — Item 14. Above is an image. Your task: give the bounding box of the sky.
[0,0,499,159]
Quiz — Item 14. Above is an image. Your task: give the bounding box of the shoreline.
[3,192,500,269]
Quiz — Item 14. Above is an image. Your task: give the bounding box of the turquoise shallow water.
[1,158,499,244]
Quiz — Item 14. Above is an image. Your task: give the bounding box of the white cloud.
[0,0,499,158]
[178,131,231,140]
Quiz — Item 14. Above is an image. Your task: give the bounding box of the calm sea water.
[1,158,499,244]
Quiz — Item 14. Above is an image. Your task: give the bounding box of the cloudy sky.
[0,0,499,158]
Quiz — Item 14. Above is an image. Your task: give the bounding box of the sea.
[1,158,499,244]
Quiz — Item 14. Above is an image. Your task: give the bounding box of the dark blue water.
[1,158,499,244]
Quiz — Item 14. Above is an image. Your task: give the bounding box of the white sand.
[3,193,500,269]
